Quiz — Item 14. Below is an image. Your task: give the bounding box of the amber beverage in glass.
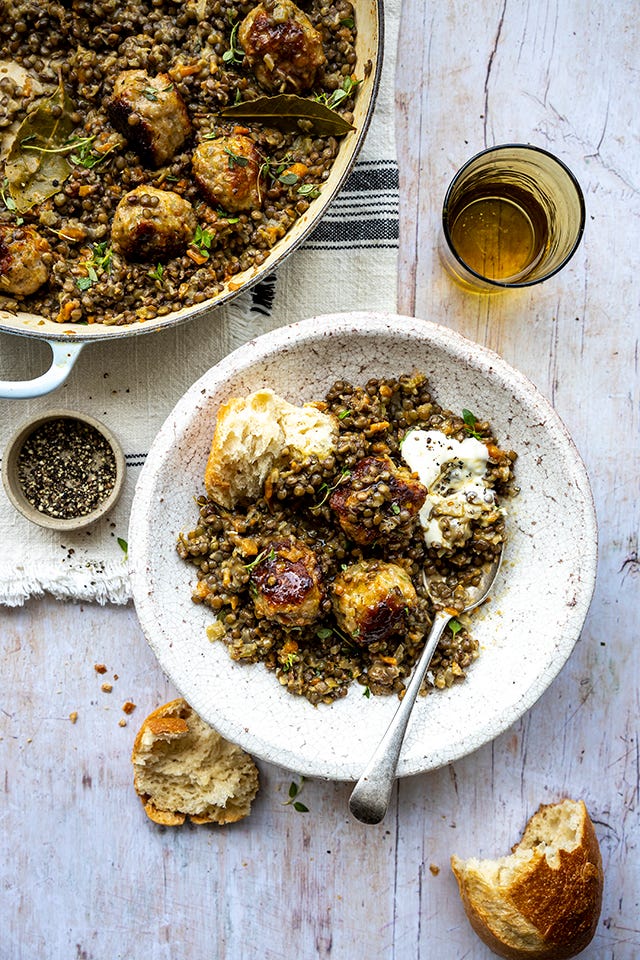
[440,144,585,292]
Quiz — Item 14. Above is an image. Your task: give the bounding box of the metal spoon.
[348,550,503,824]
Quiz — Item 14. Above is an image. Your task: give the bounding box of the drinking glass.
[440,144,585,292]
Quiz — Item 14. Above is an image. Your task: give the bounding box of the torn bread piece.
[450,799,603,960]
[204,388,337,507]
[132,698,259,825]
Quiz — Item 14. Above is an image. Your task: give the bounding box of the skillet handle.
[0,340,84,399]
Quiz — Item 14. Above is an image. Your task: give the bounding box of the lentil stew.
[0,0,369,327]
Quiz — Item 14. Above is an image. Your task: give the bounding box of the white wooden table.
[2,2,638,957]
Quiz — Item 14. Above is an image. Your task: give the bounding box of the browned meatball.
[238,0,326,93]
[192,135,261,214]
[331,560,418,645]
[111,185,196,262]
[251,537,323,627]
[107,70,191,167]
[330,456,427,545]
[0,224,50,296]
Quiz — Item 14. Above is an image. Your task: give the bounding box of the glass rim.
[441,143,586,289]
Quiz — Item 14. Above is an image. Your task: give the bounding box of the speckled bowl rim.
[2,408,126,531]
[129,312,598,781]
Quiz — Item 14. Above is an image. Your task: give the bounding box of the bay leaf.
[220,94,354,137]
[4,78,75,212]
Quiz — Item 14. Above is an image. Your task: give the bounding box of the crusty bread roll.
[451,799,603,960]
[204,388,337,507]
[131,698,259,825]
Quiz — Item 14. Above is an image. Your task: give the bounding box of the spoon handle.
[348,610,452,824]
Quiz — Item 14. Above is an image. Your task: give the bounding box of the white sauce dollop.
[401,429,497,549]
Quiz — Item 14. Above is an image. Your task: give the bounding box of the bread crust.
[131,698,259,826]
[451,799,603,960]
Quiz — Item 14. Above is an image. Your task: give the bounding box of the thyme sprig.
[314,75,361,110]
[222,22,245,67]
[282,777,309,812]
[244,547,276,572]
[462,408,483,440]
[21,133,115,169]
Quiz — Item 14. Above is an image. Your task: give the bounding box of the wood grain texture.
[1,1,638,958]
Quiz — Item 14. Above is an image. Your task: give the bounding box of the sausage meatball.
[0,224,50,296]
[111,185,196,261]
[238,0,326,93]
[251,536,323,627]
[192,135,261,214]
[330,456,427,545]
[107,70,191,167]
[331,559,418,646]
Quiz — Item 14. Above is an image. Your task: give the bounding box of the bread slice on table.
[204,388,337,508]
[451,798,603,960]
[131,698,259,825]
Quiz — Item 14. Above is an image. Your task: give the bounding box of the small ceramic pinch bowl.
[2,408,126,532]
[129,312,598,781]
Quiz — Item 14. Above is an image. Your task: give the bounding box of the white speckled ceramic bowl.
[129,312,597,781]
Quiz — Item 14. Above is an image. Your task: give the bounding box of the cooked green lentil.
[0,0,358,324]
[177,373,518,706]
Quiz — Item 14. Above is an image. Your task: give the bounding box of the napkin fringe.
[0,559,132,607]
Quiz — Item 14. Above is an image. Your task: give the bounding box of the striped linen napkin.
[0,0,400,606]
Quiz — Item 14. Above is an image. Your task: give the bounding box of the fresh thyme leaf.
[293,801,309,813]
[76,276,93,291]
[297,183,321,198]
[391,502,401,515]
[281,651,297,672]
[363,685,371,698]
[340,16,355,27]
[462,408,483,440]
[143,86,159,101]
[278,171,299,186]
[224,146,249,169]
[338,409,352,419]
[288,781,299,799]
[316,627,333,640]
[148,263,164,281]
[448,618,463,638]
[192,223,213,257]
[117,537,128,556]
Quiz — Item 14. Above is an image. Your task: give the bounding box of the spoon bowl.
[348,549,504,824]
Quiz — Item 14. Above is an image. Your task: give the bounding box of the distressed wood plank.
[1,0,638,957]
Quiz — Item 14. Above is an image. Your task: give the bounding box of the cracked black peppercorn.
[16,417,117,519]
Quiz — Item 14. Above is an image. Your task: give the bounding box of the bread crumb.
[113,674,119,681]
[94,663,107,674]
[429,864,440,876]
[101,682,113,693]
[119,718,127,727]
[122,701,136,714]
[69,711,78,724]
